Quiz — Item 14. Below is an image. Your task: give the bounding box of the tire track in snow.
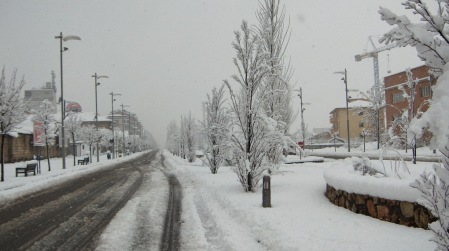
[95,151,169,251]
[160,154,182,251]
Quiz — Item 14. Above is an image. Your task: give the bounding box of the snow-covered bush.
[352,157,381,176]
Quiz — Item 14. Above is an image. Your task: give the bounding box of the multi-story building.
[107,110,143,138]
[384,65,435,127]
[24,71,58,111]
[330,102,385,144]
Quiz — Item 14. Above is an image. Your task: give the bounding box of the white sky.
[0,0,423,146]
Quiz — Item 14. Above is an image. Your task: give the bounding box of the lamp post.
[120,104,129,156]
[295,88,311,159]
[109,92,121,159]
[128,110,133,154]
[55,32,81,169]
[92,73,109,162]
[334,68,351,152]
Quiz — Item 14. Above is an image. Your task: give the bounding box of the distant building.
[383,65,435,145]
[384,65,435,127]
[24,71,58,111]
[329,101,385,144]
[107,110,143,138]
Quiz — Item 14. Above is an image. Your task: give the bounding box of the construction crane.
[355,36,397,149]
[355,36,398,96]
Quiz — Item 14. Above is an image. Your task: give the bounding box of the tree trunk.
[1,134,5,182]
[89,145,92,163]
[46,141,51,172]
[72,133,76,166]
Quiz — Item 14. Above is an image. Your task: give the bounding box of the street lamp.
[128,110,133,154]
[334,68,351,152]
[294,87,311,158]
[92,73,109,162]
[109,92,121,159]
[120,104,129,156]
[55,32,81,169]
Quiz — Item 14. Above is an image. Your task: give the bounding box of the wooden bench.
[78,156,90,165]
[16,163,37,177]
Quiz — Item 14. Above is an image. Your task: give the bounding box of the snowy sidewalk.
[165,153,434,250]
[0,153,145,204]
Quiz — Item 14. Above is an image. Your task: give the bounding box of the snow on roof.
[9,111,111,136]
[74,112,111,122]
[348,99,370,108]
[10,115,34,136]
[330,100,371,113]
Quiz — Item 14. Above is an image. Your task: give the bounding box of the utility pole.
[344,69,351,152]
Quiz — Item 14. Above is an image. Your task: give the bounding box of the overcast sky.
[0,0,423,146]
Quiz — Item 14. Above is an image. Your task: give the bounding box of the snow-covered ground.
[0,146,439,250]
[165,151,434,250]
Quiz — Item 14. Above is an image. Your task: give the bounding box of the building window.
[420,86,431,97]
[392,93,405,103]
[358,111,364,116]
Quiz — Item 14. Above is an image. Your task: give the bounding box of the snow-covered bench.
[78,156,89,165]
[15,163,37,177]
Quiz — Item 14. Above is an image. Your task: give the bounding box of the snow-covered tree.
[32,99,57,171]
[78,124,100,163]
[256,0,296,163]
[358,84,385,148]
[99,128,113,152]
[65,113,82,166]
[225,20,285,192]
[201,85,230,174]
[380,1,449,249]
[166,120,180,155]
[115,130,125,156]
[387,68,430,159]
[0,68,28,182]
[183,112,197,163]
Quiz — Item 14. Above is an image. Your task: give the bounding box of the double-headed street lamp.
[55,32,81,169]
[110,92,121,159]
[334,68,351,152]
[92,73,109,162]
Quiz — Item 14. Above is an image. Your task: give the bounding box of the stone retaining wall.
[325,184,436,229]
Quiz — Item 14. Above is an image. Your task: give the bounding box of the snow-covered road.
[0,149,436,250]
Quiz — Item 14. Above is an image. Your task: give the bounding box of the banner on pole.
[33,121,45,146]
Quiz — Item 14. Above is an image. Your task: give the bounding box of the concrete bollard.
[262,175,271,208]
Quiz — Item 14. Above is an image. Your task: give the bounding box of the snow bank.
[323,159,423,202]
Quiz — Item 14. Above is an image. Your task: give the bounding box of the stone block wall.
[0,133,62,163]
[325,184,436,229]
